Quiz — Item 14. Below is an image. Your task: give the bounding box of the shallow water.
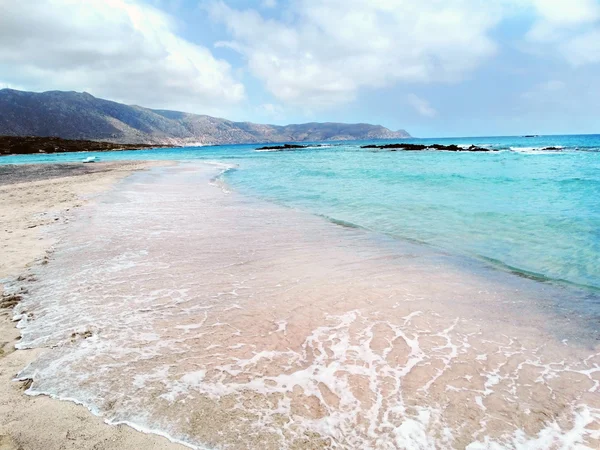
[3,134,600,295]
[14,163,600,449]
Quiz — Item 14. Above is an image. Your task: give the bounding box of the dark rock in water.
[430,144,460,151]
[543,147,561,151]
[361,143,490,152]
[361,143,427,150]
[396,143,427,150]
[256,144,309,150]
[465,145,490,152]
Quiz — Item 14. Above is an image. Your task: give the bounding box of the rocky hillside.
[0,89,410,145]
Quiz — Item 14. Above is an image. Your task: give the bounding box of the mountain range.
[0,89,410,145]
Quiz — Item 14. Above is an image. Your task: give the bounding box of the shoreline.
[10,162,600,449]
[2,161,599,449]
[0,161,187,449]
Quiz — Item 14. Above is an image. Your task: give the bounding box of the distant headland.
[0,89,410,146]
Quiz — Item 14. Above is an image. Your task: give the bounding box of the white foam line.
[22,387,205,450]
[106,419,205,450]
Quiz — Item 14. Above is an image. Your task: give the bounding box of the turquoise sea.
[3,134,600,295]
[6,135,600,448]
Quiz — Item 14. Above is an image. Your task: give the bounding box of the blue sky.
[1,0,600,137]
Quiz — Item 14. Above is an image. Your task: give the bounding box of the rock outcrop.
[255,144,309,151]
[361,143,491,152]
[0,135,167,156]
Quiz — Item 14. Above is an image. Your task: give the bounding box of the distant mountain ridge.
[0,89,410,145]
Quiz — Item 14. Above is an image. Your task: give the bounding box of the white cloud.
[261,0,277,8]
[525,0,600,66]
[407,94,437,118]
[209,0,501,107]
[560,29,600,65]
[528,0,599,30]
[0,0,245,112]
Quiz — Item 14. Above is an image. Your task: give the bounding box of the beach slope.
[0,162,186,450]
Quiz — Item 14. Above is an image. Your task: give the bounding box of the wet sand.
[0,162,186,449]
[9,162,600,449]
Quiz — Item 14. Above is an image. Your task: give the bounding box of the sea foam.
[14,163,600,449]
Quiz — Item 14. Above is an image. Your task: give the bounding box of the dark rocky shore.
[0,135,171,156]
[361,143,491,152]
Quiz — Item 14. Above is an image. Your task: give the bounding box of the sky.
[1,0,599,137]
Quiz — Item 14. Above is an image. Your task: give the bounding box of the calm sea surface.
[4,134,600,294]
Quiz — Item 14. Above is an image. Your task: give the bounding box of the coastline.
[0,135,177,156]
[7,161,599,449]
[0,161,187,450]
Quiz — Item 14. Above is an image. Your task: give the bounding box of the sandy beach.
[1,161,599,449]
[0,162,186,450]
[3,161,597,449]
